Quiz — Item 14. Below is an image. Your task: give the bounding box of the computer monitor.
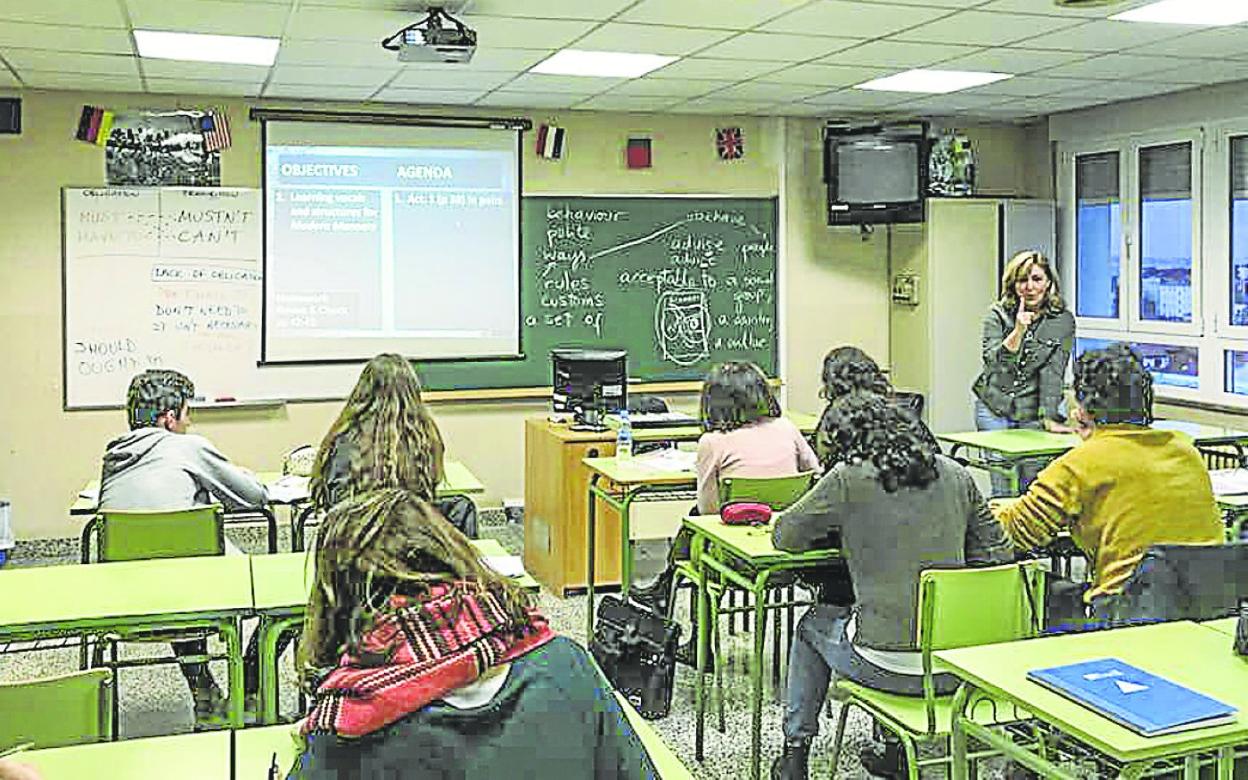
[551,348,627,423]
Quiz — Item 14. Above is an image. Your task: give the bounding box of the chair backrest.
[892,391,925,419]
[1104,543,1248,624]
[0,669,112,751]
[282,444,317,477]
[96,504,224,562]
[911,562,1044,734]
[719,472,816,511]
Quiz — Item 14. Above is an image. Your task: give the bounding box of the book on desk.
[1027,658,1237,737]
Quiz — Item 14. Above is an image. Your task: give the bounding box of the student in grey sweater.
[769,393,1011,780]
[99,369,267,726]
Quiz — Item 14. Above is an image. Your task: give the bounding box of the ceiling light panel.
[1112,0,1248,26]
[134,30,279,65]
[855,68,1013,93]
[530,49,677,78]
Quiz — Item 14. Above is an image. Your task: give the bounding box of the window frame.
[1062,141,1128,333]
[1206,121,1248,341]
[1075,327,1205,404]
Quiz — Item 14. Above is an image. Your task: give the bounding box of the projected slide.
[263,122,520,363]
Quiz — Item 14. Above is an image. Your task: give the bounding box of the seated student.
[815,346,923,461]
[288,489,657,779]
[632,362,819,657]
[992,343,1223,617]
[99,368,267,726]
[309,353,457,517]
[770,392,1011,780]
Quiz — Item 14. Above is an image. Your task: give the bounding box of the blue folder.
[1027,658,1237,737]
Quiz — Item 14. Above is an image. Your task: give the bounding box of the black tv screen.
[824,122,928,225]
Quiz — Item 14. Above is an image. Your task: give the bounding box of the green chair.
[826,561,1046,779]
[0,669,113,751]
[671,472,816,725]
[80,505,226,734]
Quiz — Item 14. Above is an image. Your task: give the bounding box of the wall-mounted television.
[823,121,929,226]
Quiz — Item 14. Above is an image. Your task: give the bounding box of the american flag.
[200,109,232,152]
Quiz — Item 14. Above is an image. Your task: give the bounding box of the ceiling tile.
[901,92,1013,112]
[617,0,808,30]
[648,57,786,81]
[474,90,583,108]
[856,0,991,7]
[127,0,291,37]
[1118,59,1248,87]
[709,80,833,102]
[145,77,264,96]
[694,32,861,63]
[1128,28,1248,61]
[390,69,514,90]
[772,101,831,116]
[276,39,398,69]
[960,75,1097,98]
[0,23,133,55]
[439,0,635,20]
[503,73,621,95]
[371,87,488,105]
[1005,95,1111,114]
[570,23,735,56]
[459,15,600,49]
[800,87,910,108]
[893,11,1086,47]
[757,62,891,87]
[141,60,273,81]
[976,0,1153,16]
[19,71,143,91]
[0,69,18,87]
[574,94,682,112]
[1034,53,1205,82]
[821,40,982,68]
[669,97,780,115]
[284,7,430,40]
[3,50,140,77]
[262,83,378,101]
[1,0,127,28]
[935,47,1095,75]
[604,77,733,98]
[269,64,397,88]
[1016,20,1191,53]
[760,1,950,38]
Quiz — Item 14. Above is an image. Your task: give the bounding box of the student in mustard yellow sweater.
[993,343,1223,612]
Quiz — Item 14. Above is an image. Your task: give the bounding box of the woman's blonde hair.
[300,488,533,680]
[999,250,1065,313]
[309,353,445,509]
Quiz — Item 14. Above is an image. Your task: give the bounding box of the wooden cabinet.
[524,418,624,596]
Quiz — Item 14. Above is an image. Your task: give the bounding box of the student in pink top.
[633,361,818,662]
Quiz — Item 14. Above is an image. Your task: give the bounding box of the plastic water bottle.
[616,409,633,459]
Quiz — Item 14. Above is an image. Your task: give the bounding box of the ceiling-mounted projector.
[382,6,477,64]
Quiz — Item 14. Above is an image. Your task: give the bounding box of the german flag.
[75,105,115,146]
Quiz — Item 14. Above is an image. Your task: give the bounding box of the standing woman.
[973,250,1076,496]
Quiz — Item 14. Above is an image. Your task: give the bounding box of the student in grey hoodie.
[99,369,267,726]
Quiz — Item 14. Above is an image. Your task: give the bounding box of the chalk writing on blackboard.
[656,290,711,366]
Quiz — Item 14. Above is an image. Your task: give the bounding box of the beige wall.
[0,89,1042,539]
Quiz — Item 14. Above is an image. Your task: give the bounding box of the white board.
[63,187,367,409]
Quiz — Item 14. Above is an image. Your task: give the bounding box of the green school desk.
[682,515,841,780]
[234,724,303,779]
[289,458,486,551]
[72,470,285,554]
[17,731,229,780]
[249,541,538,725]
[938,621,1248,780]
[940,421,1248,496]
[582,455,697,639]
[0,556,253,728]
[1198,617,1239,637]
[616,691,695,780]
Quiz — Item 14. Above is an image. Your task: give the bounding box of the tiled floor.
[1,522,914,779]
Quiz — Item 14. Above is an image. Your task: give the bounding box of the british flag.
[716,127,743,161]
[200,109,232,153]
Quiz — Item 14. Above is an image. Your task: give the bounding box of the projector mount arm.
[381,7,472,51]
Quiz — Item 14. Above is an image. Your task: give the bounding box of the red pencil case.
[720,502,772,526]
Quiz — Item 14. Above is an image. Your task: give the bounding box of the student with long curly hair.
[770,393,1011,780]
[310,353,445,511]
[993,344,1222,613]
[287,489,657,779]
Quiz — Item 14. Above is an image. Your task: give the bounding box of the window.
[1138,143,1193,324]
[1231,137,1248,326]
[1075,152,1120,319]
[1076,337,1199,389]
[1225,350,1248,395]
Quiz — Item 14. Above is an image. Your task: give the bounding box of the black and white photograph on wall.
[105,110,220,187]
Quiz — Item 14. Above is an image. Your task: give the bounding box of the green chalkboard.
[416,196,779,392]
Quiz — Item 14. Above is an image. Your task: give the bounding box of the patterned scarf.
[302,581,555,738]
